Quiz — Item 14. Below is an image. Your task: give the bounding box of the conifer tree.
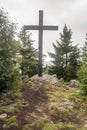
[0,9,20,92]
[77,34,87,95]
[49,24,80,81]
[68,45,80,79]
[82,34,87,61]
[19,30,38,77]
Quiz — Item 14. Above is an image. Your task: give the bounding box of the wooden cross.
[24,10,58,77]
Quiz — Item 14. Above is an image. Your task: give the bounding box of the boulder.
[31,74,65,86]
[0,113,7,118]
[69,80,80,87]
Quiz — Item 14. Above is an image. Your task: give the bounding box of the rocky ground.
[0,74,87,130]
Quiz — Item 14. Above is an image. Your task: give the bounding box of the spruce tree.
[82,34,87,61]
[68,45,80,79]
[77,34,87,95]
[0,9,20,92]
[19,30,38,77]
[49,24,80,81]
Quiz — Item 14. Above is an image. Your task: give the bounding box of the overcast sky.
[0,0,87,57]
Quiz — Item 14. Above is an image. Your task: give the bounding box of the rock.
[52,77,59,85]
[69,80,80,87]
[0,113,7,118]
[57,78,64,86]
[31,74,65,86]
[33,115,39,119]
[36,108,43,112]
[59,99,73,109]
[52,74,57,78]
[59,78,64,83]
[84,121,87,128]
[84,124,87,128]
[31,74,59,85]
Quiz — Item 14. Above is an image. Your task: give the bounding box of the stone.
[84,124,87,128]
[59,78,64,83]
[84,121,87,128]
[31,74,65,86]
[31,74,59,85]
[52,74,57,78]
[36,108,43,112]
[57,78,64,87]
[52,78,59,85]
[59,99,73,109]
[69,80,80,87]
[0,113,7,118]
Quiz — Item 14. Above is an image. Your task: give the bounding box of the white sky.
[0,0,87,61]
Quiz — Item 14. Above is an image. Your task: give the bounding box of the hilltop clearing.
[0,74,87,130]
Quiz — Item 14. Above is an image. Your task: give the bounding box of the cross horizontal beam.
[24,25,58,31]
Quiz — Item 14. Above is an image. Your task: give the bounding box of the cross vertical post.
[23,10,58,77]
[38,10,43,77]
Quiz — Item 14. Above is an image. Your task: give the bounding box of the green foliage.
[56,122,76,130]
[77,34,87,95]
[78,61,87,95]
[19,29,38,77]
[3,116,18,129]
[82,34,87,62]
[22,124,31,130]
[2,105,18,113]
[34,119,44,128]
[0,9,20,92]
[42,124,57,130]
[48,24,80,81]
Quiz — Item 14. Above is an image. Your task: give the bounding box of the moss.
[2,105,19,113]
[42,124,57,130]
[15,99,29,108]
[64,124,77,130]
[56,122,77,130]
[70,92,87,101]
[3,116,18,129]
[34,119,45,128]
[1,97,12,105]
[61,109,72,117]
[55,91,71,98]
[22,124,32,130]
[56,122,65,129]
[13,91,22,98]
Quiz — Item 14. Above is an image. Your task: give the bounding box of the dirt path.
[0,76,87,130]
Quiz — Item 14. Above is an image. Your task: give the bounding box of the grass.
[34,119,45,128]
[3,116,18,129]
[0,77,87,130]
[22,124,32,130]
[42,124,57,130]
[56,122,77,130]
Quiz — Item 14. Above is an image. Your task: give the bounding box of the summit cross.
[24,10,58,77]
